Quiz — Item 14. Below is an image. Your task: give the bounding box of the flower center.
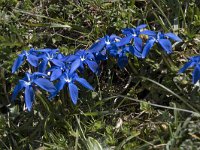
[132,33,137,37]
[80,56,85,61]
[65,77,72,83]
[118,48,122,54]
[25,51,29,57]
[115,38,120,42]
[24,81,31,86]
[47,53,54,60]
[105,41,111,45]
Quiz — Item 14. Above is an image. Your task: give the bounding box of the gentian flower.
[69,49,98,74]
[88,35,122,64]
[47,64,68,81]
[12,72,56,111]
[38,49,64,73]
[50,70,93,104]
[116,24,147,50]
[141,31,182,58]
[109,44,142,68]
[89,34,121,53]
[179,55,200,84]
[12,49,38,73]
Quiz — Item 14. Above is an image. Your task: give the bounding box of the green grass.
[0,0,200,149]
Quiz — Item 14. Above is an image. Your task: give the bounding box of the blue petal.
[121,28,133,35]
[50,68,62,81]
[70,59,81,74]
[109,34,120,41]
[85,60,98,73]
[141,30,157,37]
[75,49,85,56]
[38,59,48,73]
[48,90,59,100]
[27,54,38,67]
[192,64,200,84]
[56,77,66,91]
[88,39,106,53]
[116,36,132,47]
[68,83,78,104]
[136,24,147,30]
[142,39,155,58]
[11,80,25,101]
[178,61,196,73]
[164,33,182,42]
[25,86,34,111]
[57,53,65,60]
[75,77,94,90]
[33,72,48,77]
[129,46,142,58]
[51,59,64,66]
[12,54,25,73]
[189,55,200,62]
[34,78,56,93]
[48,77,66,99]
[86,52,95,60]
[134,37,143,52]
[158,39,172,54]
[64,55,79,63]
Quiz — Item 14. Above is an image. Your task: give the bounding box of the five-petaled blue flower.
[49,70,93,104]
[69,49,98,74]
[37,49,64,73]
[108,44,141,68]
[12,72,56,111]
[12,49,38,73]
[89,34,121,54]
[179,55,200,84]
[141,31,182,58]
[116,24,147,51]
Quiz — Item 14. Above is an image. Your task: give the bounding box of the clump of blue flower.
[12,24,197,111]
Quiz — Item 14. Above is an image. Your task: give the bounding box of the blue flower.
[12,72,56,111]
[69,49,98,74]
[116,24,147,50]
[47,64,68,81]
[12,49,39,73]
[37,49,64,73]
[89,35,121,52]
[179,55,200,84]
[49,70,93,104]
[107,35,142,68]
[141,31,182,58]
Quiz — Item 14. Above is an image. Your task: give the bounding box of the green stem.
[36,92,50,113]
[128,59,139,74]
[161,52,178,72]
[96,75,102,101]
